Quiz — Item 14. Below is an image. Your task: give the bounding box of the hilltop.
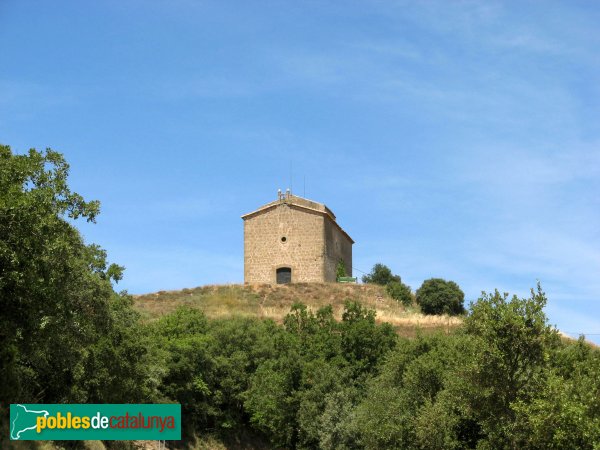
[134,282,462,337]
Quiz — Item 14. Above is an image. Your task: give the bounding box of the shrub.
[362,263,401,285]
[336,259,347,279]
[386,281,413,307]
[416,278,465,315]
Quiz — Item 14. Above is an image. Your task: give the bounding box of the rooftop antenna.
[290,160,293,195]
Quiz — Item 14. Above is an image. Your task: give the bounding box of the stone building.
[242,191,354,284]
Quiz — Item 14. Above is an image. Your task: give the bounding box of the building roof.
[241,193,355,244]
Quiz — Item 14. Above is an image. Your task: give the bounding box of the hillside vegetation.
[4,147,600,450]
[134,283,462,337]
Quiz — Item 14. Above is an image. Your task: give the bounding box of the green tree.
[284,302,318,338]
[386,280,413,306]
[205,316,285,432]
[0,145,162,450]
[416,278,465,315]
[340,301,397,378]
[80,293,164,403]
[460,284,561,448]
[353,333,477,450]
[0,146,125,404]
[361,263,400,285]
[319,387,362,450]
[244,338,303,448]
[152,307,216,435]
[296,360,349,449]
[512,368,600,449]
[284,303,342,361]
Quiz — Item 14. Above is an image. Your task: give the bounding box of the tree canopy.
[0,146,155,444]
[416,277,465,315]
[361,263,400,285]
[362,263,413,306]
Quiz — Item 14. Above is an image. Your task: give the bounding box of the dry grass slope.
[134,283,462,338]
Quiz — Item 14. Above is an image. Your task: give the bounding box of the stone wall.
[323,218,353,281]
[244,203,326,283]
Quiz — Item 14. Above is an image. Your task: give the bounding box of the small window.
[276,267,292,284]
[281,236,287,243]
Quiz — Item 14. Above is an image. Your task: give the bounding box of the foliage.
[513,368,600,449]
[0,145,159,450]
[362,264,412,307]
[80,293,164,403]
[0,146,148,406]
[244,356,302,447]
[74,293,600,450]
[318,388,361,450]
[242,301,396,448]
[335,259,347,279]
[416,278,465,315]
[361,263,400,285]
[460,284,561,448]
[340,301,397,378]
[296,360,349,449]
[3,144,600,449]
[386,280,413,306]
[353,333,477,449]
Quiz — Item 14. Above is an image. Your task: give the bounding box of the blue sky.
[1,1,599,341]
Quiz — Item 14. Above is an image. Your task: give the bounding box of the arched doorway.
[276,267,292,284]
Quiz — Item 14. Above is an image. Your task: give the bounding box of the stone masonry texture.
[242,193,353,283]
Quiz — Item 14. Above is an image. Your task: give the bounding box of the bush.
[386,281,413,307]
[362,263,401,285]
[336,259,347,279]
[416,278,465,315]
